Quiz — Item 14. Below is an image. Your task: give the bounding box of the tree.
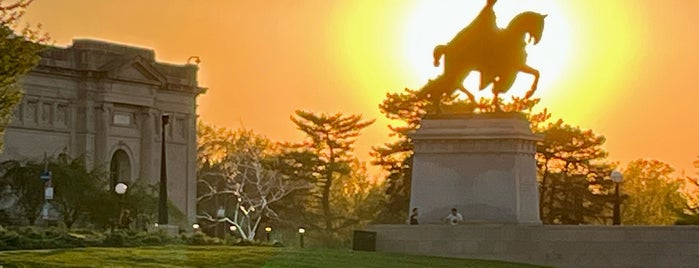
[670,156,699,225]
[285,110,374,232]
[619,159,684,225]
[0,159,44,224]
[0,153,108,228]
[83,180,161,230]
[270,143,319,229]
[0,1,55,223]
[198,157,308,240]
[676,175,699,225]
[675,156,699,225]
[534,120,614,224]
[0,0,49,150]
[196,123,309,240]
[47,154,107,228]
[332,160,384,229]
[371,89,425,223]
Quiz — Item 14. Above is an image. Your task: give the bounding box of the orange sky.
[22,0,699,175]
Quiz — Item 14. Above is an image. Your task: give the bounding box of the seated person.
[410,208,419,225]
[444,208,463,225]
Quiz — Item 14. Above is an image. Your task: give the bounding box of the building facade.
[1,39,204,225]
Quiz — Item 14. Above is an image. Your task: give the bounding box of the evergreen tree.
[285,110,373,232]
[371,89,425,223]
[535,120,614,224]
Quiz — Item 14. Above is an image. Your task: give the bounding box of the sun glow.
[402,0,572,100]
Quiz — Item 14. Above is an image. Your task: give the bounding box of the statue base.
[409,112,540,224]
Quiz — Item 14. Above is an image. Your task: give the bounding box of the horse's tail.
[417,76,451,100]
[417,77,440,99]
[433,45,447,67]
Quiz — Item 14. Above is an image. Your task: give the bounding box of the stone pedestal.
[409,112,540,224]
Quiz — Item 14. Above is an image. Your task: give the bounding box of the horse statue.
[418,0,546,112]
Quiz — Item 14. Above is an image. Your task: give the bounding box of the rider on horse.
[424,0,545,112]
[429,0,500,105]
[434,0,499,68]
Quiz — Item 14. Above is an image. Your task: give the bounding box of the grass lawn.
[0,246,548,268]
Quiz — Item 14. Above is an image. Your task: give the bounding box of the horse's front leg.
[457,86,477,104]
[520,65,540,99]
[492,86,501,112]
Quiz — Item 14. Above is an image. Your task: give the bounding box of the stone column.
[138,108,156,183]
[409,112,541,224]
[185,113,197,225]
[74,82,96,166]
[68,101,78,158]
[94,102,112,167]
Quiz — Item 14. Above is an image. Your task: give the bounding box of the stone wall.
[368,224,699,268]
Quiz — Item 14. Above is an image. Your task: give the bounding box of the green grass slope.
[0,246,548,268]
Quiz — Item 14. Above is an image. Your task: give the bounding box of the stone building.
[1,39,205,225]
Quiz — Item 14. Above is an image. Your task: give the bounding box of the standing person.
[444,208,463,225]
[410,208,419,225]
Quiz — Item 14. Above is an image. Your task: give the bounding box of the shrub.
[102,231,128,247]
[0,226,101,250]
[180,232,223,245]
[0,226,284,250]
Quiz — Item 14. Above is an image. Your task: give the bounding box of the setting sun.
[402,0,571,100]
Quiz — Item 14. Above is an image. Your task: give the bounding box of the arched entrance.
[109,149,132,188]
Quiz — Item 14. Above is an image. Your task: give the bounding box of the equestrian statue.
[418,0,546,112]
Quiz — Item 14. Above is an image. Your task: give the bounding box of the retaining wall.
[367,224,699,268]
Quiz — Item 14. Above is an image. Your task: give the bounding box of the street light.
[187,56,201,65]
[192,223,200,232]
[217,207,225,238]
[611,170,623,225]
[298,227,305,248]
[159,113,170,225]
[115,182,128,194]
[229,225,237,238]
[264,226,272,242]
[114,182,127,231]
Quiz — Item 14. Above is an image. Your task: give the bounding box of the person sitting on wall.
[409,208,419,225]
[443,208,463,225]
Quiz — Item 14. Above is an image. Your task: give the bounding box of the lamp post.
[229,225,237,236]
[298,227,305,248]
[217,206,225,238]
[265,226,272,242]
[611,170,623,225]
[229,225,238,240]
[114,182,128,231]
[159,114,170,225]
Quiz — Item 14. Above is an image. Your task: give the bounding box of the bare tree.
[197,132,309,240]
